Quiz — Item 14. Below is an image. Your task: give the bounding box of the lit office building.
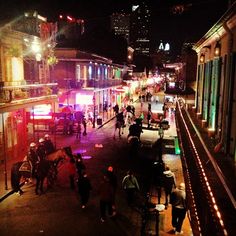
[110,13,130,44]
[130,2,151,56]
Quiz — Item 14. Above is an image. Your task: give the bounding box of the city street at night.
[1,1,236,236]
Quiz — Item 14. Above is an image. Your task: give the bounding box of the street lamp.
[214,41,221,57]
[93,92,96,128]
[200,53,205,64]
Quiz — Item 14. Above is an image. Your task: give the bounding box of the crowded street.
[0,92,193,236]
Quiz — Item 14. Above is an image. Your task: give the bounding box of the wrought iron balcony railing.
[0,83,58,105]
[62,79,122,89]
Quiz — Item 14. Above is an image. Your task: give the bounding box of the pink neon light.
[30,104,52,120]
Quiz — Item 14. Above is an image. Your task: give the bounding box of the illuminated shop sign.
[75,93,93,105]
[30,104,52,120]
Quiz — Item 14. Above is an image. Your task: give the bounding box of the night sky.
[0,0,229,55]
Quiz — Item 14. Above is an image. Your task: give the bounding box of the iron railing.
[0,83,58,105]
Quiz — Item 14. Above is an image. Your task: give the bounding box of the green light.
[174,137,181,155]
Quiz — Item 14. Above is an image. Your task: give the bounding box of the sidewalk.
[132,95,192,235]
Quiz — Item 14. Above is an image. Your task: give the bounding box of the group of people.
[99,168,141,223]
[67,153,91,209]
[26,134,56,176]
[113,103,144,142]
[152,161,187,234]
[68,160,141,224]
[11,134,56,195]
[67,158,118,221]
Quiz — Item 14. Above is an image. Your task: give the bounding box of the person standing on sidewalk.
[77,172,92,209]
[170,183,187,234]
[163,166,176,208]
[122,170,140,206]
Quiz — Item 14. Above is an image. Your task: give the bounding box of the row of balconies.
[66,79,122,89]
[0,77,123,105]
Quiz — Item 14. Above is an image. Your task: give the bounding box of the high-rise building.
[110,13,130,44]
[130,2,151,56]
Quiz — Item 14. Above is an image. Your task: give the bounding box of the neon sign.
[75,93,93,105]
[30,104,52,120]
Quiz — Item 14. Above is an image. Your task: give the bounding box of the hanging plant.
[47,55,58,66]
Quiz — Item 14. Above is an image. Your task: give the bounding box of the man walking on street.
[170,182,187,234]
[99,174,115,222]
[163,166,176,208]
[122,170,140,206]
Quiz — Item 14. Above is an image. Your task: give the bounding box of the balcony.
[65,79,122,89]
[0,83,58,108]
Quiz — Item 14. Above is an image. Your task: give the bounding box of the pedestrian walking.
[113,112,124,139]
[163,166,176,208]
[11,162,24,195]
[75,121,82,140]
[82,116,87,136]
[152,160,165,204]
[99,174,115,222]
[153,138,163,161]
[113,104,119,114]
[147,110,152,128]
[75,153,86,178]
[106,166,118,213]
[158,125,164,139]
[68,157,76,189]
[122,170,140,206]
[77,172,92,209]
[170,183,187,234]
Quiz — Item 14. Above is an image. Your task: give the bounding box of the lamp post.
[93,92,96,128]
[2,114,8,190]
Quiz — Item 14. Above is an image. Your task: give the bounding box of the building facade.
[193,2,236,161]
[52,48,130,122]
[110,13,130,44]
[0,12,57,170]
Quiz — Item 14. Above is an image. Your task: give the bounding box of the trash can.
[97,118,102,125]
